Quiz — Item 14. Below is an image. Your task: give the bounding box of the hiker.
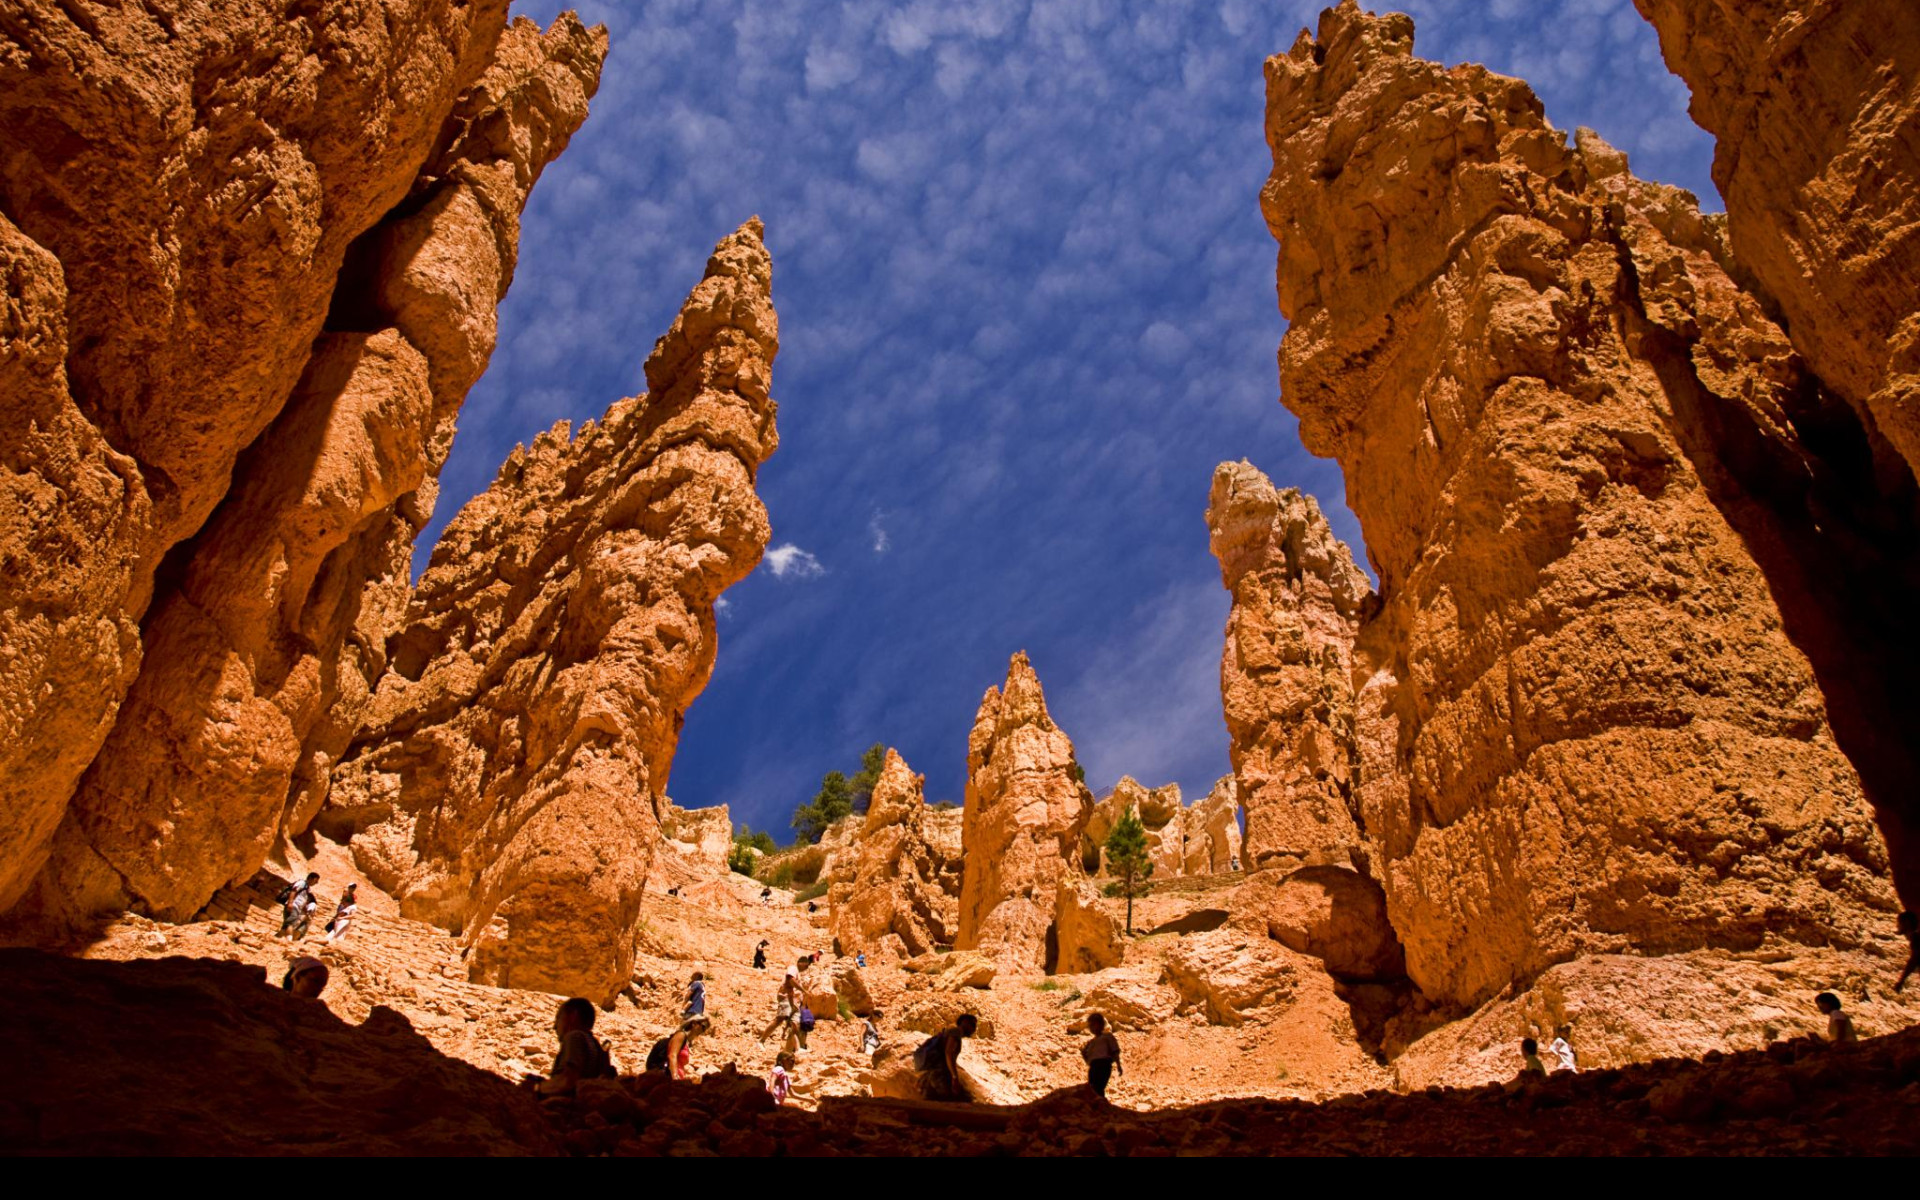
[667,885,681,897]
[856,951,867,969]
[281,956,329,999]
[1897,912,1918,992]
[1547,1024,1577,1073]
[768,1051,796,1105]
[525,997,615,1097]
[807,900,818,914]
[862,1008,883,1058]
[912,1013,977,1101]
[752,939,768,970]
[1518,1038,1547,1076]
[760,886,772,906]
[1816,992,1858,1044]
[275,872,320,939]
[684,971,706,1019]
[1080,1012,1122,1097]
[760,955,811,1050]
[647,1016,710,1081]
[323,883,357,944]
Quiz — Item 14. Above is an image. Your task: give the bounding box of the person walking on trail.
[281,956,329,998]
[1080,1013,1122,1097]
[768,1051,796,1105]
[912,1013,977,1101]
[752,939,768,970]
[275,872,320,939]
[684,971,707,1019]
[761,955,811,1050]
[862,1009,883,1059]
[1518,1038,1547,1076]
[1547,1024,1577,1073]
[524,997,616,1097]
[760,886,773,906]
[646,1016,710,1080]
[323,883,358,944]
[1816,992,1858,1044]
[1896,911,1918,992]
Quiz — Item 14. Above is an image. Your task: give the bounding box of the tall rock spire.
[324,218,780,1002]
[1262,1,1896,1008]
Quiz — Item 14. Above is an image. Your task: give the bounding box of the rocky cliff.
[1632,0,1920,904]
[322,219,780,1003]
[1207,460,1371,872]
[0,2,606,923]
[1262,2,1897,1008]
[1183,777,1243,876]
[957,652,1097,972]
[829,749,959,958]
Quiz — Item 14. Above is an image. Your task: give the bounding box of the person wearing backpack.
[912,1013,976,1101]
[275,872,320,939]
[524,997,615,1097]
[760,955,812,1051]
[646,1016,710,1080]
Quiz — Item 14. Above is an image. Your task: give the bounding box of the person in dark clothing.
[276,872,320,939]
[646,1016,710,1080]
[524,997,615,1096]
[914,1013,977,1101]
[752,940,768,970]
[1080,1012,1121,1097]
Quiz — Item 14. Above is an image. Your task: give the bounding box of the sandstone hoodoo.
[0,5,607,926]
[1183,777,1243,876]
[322,218,780,1003]
[1261,1,1899,1010]
[827,748,959,959]
[1207,461,1370,874]
[957,652,1098,973]
[1633,0,1920,905]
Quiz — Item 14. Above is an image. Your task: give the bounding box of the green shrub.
[726,841,757,876]
[794,879,829,903]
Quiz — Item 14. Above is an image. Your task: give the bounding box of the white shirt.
[1548,1037,1576,1072]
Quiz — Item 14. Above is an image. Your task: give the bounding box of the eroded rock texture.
[1263,2,1897,1007]
[0,2,606,922]
[957,652,1096,972]
[323,220,780,1002]
[1208,460,1371,872]
[1183,777,1243,875]
[829,749,959,959]
[1082,777,1184,878]
[1634,0,1920,903]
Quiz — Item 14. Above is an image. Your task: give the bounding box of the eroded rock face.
[1183,777,1243,876]
[1632,0,1920,906]
[0,5,606,923]
[1208,461,1371,872]
[662,801,734,875]
[957,652,1095,972]
[1231,866,1404,983]
[1263,2,1896,1007]
[828,749,959,959]
[1052,880,1125,975]
[1634,1,1920,479]
[1083,777,1185,878]
[324,219,780,1003]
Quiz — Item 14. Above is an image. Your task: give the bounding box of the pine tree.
[1102,805,1154,934]
[848,742,888,811]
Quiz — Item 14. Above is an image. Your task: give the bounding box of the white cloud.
[766,543,826,578]
[868,511,891,553]
[715,595,735,617]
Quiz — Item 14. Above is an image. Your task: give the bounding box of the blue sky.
[442,0,1720,836]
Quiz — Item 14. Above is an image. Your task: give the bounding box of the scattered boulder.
[1051,880,1124,975]
[1162,930,1301,1026]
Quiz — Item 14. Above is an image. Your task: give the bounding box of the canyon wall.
[828,748,959,959]
[957,652,1096,972]
[1207,460,1371,872]
[1632,0,1920,903]
[1261,2,1897,1008]
[0,2,605,921]
[322,220,779,1003]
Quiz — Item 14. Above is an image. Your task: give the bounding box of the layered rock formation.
[828,749,959,959]
[662,801,734,875]
[0,2,606,922]
[1183,777,1243,875]
[322,219,780,1001]
[1633,0,1920,900]
[957,653,1097,972]
[1635,0,1920,478]
[1208,461,1371,872]
[1083,777,1184,878]
[1262,2,1897,1007]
